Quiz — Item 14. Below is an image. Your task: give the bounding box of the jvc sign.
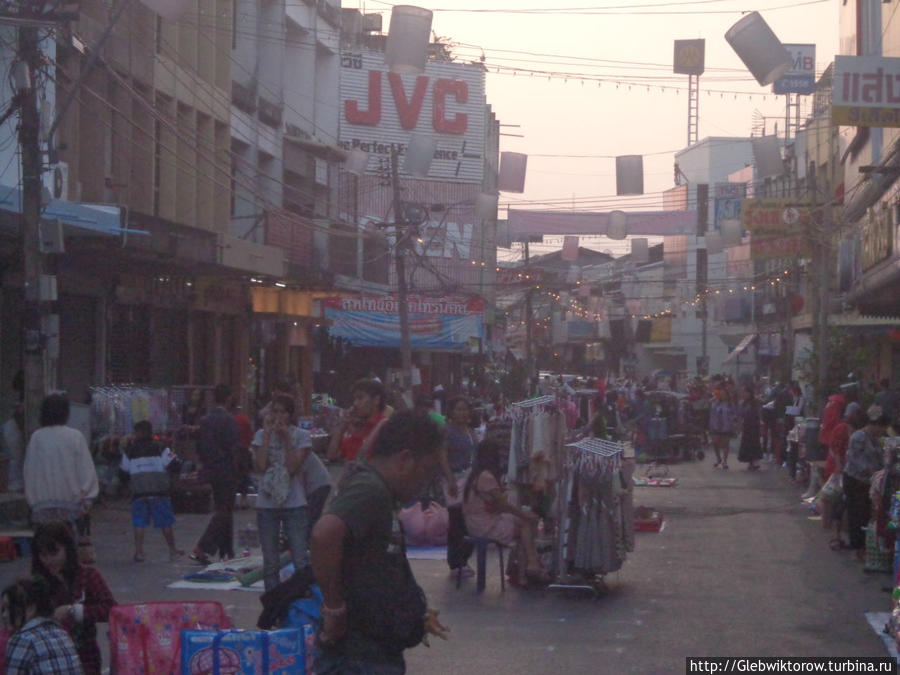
[339,49,486,184]
[773,44,816,95]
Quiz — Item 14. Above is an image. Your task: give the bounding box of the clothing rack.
[548,438,626,596]
[511,394,557,408]
[566,438,624,457]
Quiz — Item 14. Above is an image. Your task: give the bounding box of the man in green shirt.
[311,410,449,674]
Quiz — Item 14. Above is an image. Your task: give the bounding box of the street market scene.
[2,0,900,672]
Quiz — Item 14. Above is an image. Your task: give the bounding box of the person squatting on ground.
[24,394,99,538]
[119,420,184,562]
[311,410,449,674]
[252,393,313,591]
[2,576,84,674]
[191,384,240,564]
[462,439,551,586]
[30,521,116,675]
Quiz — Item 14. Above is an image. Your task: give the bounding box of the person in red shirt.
[326,379,388,463]
[229,395,254,509]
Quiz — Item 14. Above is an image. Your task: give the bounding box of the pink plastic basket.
[109,601,231,674]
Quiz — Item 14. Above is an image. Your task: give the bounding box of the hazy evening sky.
[358,0,841,257]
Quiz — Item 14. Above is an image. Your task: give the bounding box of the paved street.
[0,458,891,674]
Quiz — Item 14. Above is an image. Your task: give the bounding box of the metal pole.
[19,25,46,439]
[696,184,709,376]
[390,148,413,401]
[524,241,534,392]
[814,126,835,410]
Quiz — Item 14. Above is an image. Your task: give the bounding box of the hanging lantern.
[752,136,784,178]
[498,152,528,193]
[631,237,649,263]
[385,5,433,74]
[724,12,792,86]
[475,192,499,220]
[616,155,644,195]
[344,148,370,175]
[720,220,743,247]
[404,134,436,177]
[705,232,724,255]
[607,211,628,240]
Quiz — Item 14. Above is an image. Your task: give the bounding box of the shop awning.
[0,184,147,237]
[722,333,756,364]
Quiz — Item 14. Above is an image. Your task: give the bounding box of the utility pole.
[523,241,534,394]
[815,218,831,410]
[390,148,413,403]
[696,183,709,377]
[19,25,46,438]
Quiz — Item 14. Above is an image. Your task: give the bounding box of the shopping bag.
[109,601,230,674]
[180,628,303,675]
[819,473,843,503]
[285,587,323,675]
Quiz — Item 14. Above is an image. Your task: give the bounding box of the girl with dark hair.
[462,440,549,585]
[30,521,115,675]
[252,394,313,591]
[2,576,83,674]
[24,394,99,537]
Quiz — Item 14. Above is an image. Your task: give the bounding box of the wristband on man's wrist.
[321,603,347,618]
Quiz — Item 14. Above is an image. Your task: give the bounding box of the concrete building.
[830,0,900,388]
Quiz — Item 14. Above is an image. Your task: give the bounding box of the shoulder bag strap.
[261,631,270,675]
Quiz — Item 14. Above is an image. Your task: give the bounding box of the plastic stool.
[458,536,506,593]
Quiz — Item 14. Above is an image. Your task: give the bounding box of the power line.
[363,0,828,15]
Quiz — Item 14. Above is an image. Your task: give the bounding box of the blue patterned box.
[180,628,304,674]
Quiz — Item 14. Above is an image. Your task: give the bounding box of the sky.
[355,0,842,259]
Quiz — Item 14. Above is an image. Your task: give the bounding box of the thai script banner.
[741,199,820,237]
[833,55,900,127]
[507,209,698,238]
[750,233,808,260]
[323,295,484,349]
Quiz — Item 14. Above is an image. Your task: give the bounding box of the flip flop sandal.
[189,552,212,566]
[133,554,145,563]
[829,538,849,551]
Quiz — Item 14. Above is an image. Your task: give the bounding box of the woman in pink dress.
[462,439,549,584]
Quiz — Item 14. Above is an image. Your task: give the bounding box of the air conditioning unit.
[52,162,69,201]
